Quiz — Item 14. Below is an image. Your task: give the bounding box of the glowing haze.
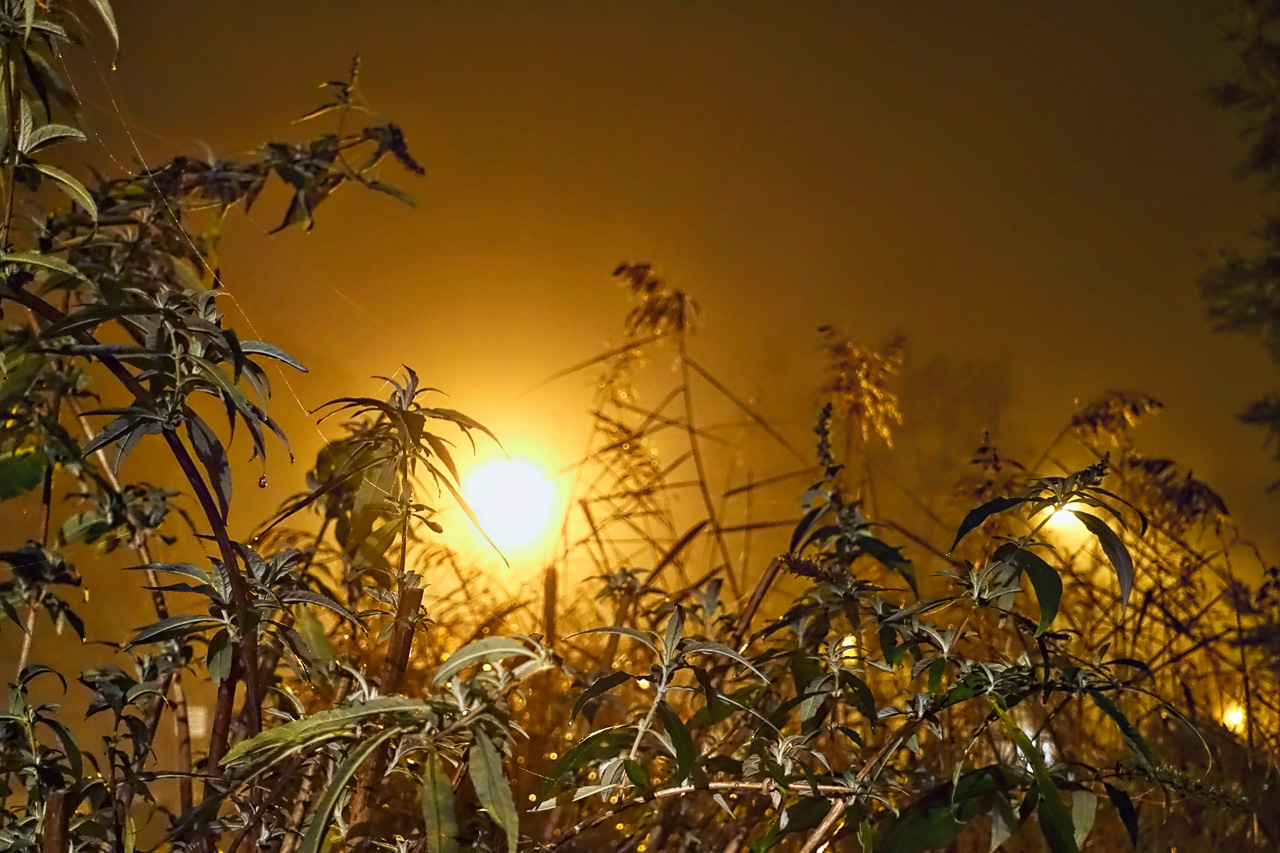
[462,457,557,554]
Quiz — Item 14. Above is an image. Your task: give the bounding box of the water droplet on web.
[258,475,268,488]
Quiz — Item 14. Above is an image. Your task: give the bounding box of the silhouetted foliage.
[0,6,1274,853]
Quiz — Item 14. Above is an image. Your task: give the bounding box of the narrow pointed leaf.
[299,729,398,853]
[433,637,536,685]
[470,732,519,853]
[1087,689,1155,770]
[1069,511,1135,611]
[1011,548,1062,636]
[570,670,632,723]
[421,751,458,853]
[990,699,1077,853]
[952,497,1026,552]
[654,700,696,783]
[34,163,97,221]
[1103,783,1139,847]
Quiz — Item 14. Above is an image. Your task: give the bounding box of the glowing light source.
[1039,502,1083,529]
[462,458,556,552]
[836,634,860,665]
[1222,702,1246,735]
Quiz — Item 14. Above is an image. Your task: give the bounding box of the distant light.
[462,458,556,551]
[1039,502,1083,529]
[1222,703,1246,735]
[187,705,209,740]
[837,634,860,665]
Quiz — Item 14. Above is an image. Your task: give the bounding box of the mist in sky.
[61,1,1277,553]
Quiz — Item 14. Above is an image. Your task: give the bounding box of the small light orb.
[1222,703,1246,735]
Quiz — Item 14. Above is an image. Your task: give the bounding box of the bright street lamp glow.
[1222,702,1246,735]
[461,458,556,552]
[1040,502,1083,528]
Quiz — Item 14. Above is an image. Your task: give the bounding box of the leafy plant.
[0,5,1272,853]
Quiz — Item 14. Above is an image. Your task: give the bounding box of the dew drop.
[258,475,268,488]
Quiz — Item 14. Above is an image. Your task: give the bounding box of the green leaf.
[470,732,519,853]
[294,604,338,665]
[299,729,398,853]
[420,751,458,853]
[127,614,222,648]
[43,716,83,779]
[1087,689,1155,770]
[186,414,231,521]
[1070,790,1096,848]
[861,535,918,595]
[433,637,536,685]
[128,562,212,585]
[839,671,878,720]
[876,767,1014,853]
[1,250,88,282]
[1068,511,1135,611]
[683,639,770,679]
[951,496,1026,552]
[570,625,659,656]
[537,727,632,800]
[750,797,832,853]
[21,122,85,153]
[0,451,48,499]
[879,624,903,667]
[990,699,1077,853]
[33,163,98,221]
[570,670,632,723]
[366,179,415,207]
[85,0,120,51]
[205,629,233,685]
[223,697,432,767]
[654,700,696,783]
[927,657,946,696]
[663,605,686,661]
[623,759,652,794]
[240,339,308,372]
[1103,783,1139,847]
[1011,548,1062,636]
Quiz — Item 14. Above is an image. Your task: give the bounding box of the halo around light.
[461,458,556,553]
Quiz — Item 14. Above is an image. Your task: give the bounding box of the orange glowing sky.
[53,1,1277,559]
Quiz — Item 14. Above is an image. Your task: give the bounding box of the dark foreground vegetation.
[2,2,1279,852]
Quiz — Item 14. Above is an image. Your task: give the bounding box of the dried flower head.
[818,326,905,447]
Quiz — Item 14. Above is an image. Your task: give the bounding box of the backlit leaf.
[1069,511,1135,611]
[421,751,458,853]
[470,732,519,853]
[1011,548,1062,636]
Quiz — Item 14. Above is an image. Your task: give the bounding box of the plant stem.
[729,556,781,653]
[349,487,423,850]
[14,603,37,679]
[1,40,19,249]
[542,564,558,647]
[795,716,925,853]
[679,329,740,599]
[67,394,196,810]
[203,658,239,794]
[40,788,70,853]
[165,427,263,737]
[627,671,667,762]
[1,284,263,754]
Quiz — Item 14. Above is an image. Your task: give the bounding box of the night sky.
[57,1,1278,559]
